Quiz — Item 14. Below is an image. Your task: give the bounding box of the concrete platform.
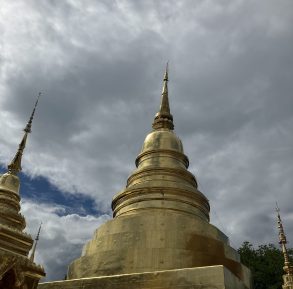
[38,265,251,289]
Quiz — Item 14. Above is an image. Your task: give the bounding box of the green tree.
[238,241,293,289]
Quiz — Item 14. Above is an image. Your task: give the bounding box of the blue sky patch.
[0,165,99,217]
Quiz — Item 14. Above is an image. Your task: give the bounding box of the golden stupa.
[39,67,251,289]
[0,95,45,289]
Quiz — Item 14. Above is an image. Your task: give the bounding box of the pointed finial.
[7,93,41,175]
[24,92,41,133]
[276,201,280,211]
[29,222,42,262]
[275,204,293,276]
[164,61,169,81]
[152,63,174,130]
[276,202,281,219]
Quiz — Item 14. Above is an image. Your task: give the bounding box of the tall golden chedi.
[39,67,251,289]
[276,205,293,289]
[0,95,45,289]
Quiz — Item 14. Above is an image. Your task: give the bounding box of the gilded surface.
[0,173,45,289]
[64,68,251,288]
[0,173,33,256]
[68,211,247,280]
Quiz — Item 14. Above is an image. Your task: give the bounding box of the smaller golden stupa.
[0,94,45,289]
[276,205,293,289]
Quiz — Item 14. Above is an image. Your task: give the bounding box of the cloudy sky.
[1,0,293,281]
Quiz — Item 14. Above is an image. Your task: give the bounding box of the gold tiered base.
[66,211,248,281]
[39,265,251,289]
[0,172,45,288]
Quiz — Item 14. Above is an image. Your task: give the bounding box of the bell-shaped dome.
[140,129,184,154]
[135,128,188,171]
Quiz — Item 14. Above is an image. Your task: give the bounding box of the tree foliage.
[238,241,293,289]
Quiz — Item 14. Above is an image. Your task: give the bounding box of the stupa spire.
[152,63,174,130]
[160,62,170,114]
[276,203,293,276]
[7,93,41,175]
[30,222,42,262]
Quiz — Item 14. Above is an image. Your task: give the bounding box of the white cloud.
[21,199,110,281]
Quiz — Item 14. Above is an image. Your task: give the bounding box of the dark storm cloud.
[1,0,293,280]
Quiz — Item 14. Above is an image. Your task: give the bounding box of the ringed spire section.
[7,92,41,175]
